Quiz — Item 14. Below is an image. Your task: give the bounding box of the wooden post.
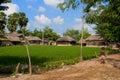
[25,44,32,75]
[15,62,20,74]
[23,29,32,75]
[80,0,84,61]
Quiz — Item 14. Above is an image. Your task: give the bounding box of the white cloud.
[26,20,46,31]
[27,5,33,9]
[43,0,64,7]
[90,7,97,10]
[27,0,37,2]
[75,18,82,22]
[53,16,64,24]
[73,18,95,33]
[3,3,19,15]
[34,14,51,25]
[38,6,46,12]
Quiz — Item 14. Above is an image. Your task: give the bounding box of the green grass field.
[0,45,115,73]
[0,46,101,65]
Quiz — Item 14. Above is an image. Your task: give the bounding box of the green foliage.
[18,12,28,31]
[43,26,60,41]
[33,29,42,38]
[17,28,33,36]
[0,0,11,11]
[63,29,80,41]
[7,13,19,32]
[86,0,120,42]
[0,12,6,34]
[32,26,60,41]
[57,0,80,12]
[7,12,28,33]
[58,0,120,43]
[63,29,90,41]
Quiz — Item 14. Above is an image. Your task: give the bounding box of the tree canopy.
[43,26,60,41]
[7,12,28,33]
[0,0,11,11]
[0,12,6,34]
[63,29,90,41]
[7,13,19,32]
[57,0,120,43]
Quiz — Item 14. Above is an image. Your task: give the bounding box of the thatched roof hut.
[79,39,86,46]
[86,35,104,41]
[6,32,22,42]
[41,38,49,45]
[56,36,76,46]
[25,36,41,45]
[5,32,23,45]
[86,35,105,46]
[0,37,9,46]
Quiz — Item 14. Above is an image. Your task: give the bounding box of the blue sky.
[3,0,95,35]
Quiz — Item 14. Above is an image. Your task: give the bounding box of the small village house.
[41,38,50,45]
[79,39,86,46]
[56,36,76,46]
[0,37,9,46]
[6,32,23,45]
[25,36,41,45]
[86,35,105,47]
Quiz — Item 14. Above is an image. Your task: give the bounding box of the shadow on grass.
[0,56,52,65]
[0,56,52,74]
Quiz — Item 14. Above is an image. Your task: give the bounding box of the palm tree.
[18,12,32,75]
[18,12,28,32]
[0,0,11,11]
[7,13,19,33]
[0,12,6,35]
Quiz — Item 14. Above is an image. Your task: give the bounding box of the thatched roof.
[25,36,41,41]
[79,39,86,43]
[5,32,22,42]
[41,38,49,42]
[0,37,8,41]
[7,32,23,37]
[56,36,75,42]
[86,35,104,41]
[6,36,21,41]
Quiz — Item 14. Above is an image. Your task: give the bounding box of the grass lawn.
[0,45,114,73]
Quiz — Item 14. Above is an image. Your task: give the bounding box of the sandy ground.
[0,53,120,80]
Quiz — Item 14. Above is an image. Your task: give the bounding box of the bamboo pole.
[23,29,32,75]
[80,0,84,61]
[25,44,32,75]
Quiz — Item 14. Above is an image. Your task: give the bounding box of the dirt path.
[0,54,120,80]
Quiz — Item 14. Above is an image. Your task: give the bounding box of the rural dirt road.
[0,53,120,80]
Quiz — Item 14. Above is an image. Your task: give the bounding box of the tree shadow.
[0,56,52,74]
[106,58,120,69]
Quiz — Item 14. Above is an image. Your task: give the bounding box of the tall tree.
[43,26,59,41]
[17,29,32,36]
[18,12,28,32]
[33,29,42,38]
[0,12,6,35]
[85,0,120,43]
[58,0,120,43]
[63,29,80,41]
[0,0,11,11]
[18,12,32,75]
[7,13,19,32]
[0,0,11,35]
[63,29,90,41]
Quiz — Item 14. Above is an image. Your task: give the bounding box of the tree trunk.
[25,44,32,75]
[80,0,84,61]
